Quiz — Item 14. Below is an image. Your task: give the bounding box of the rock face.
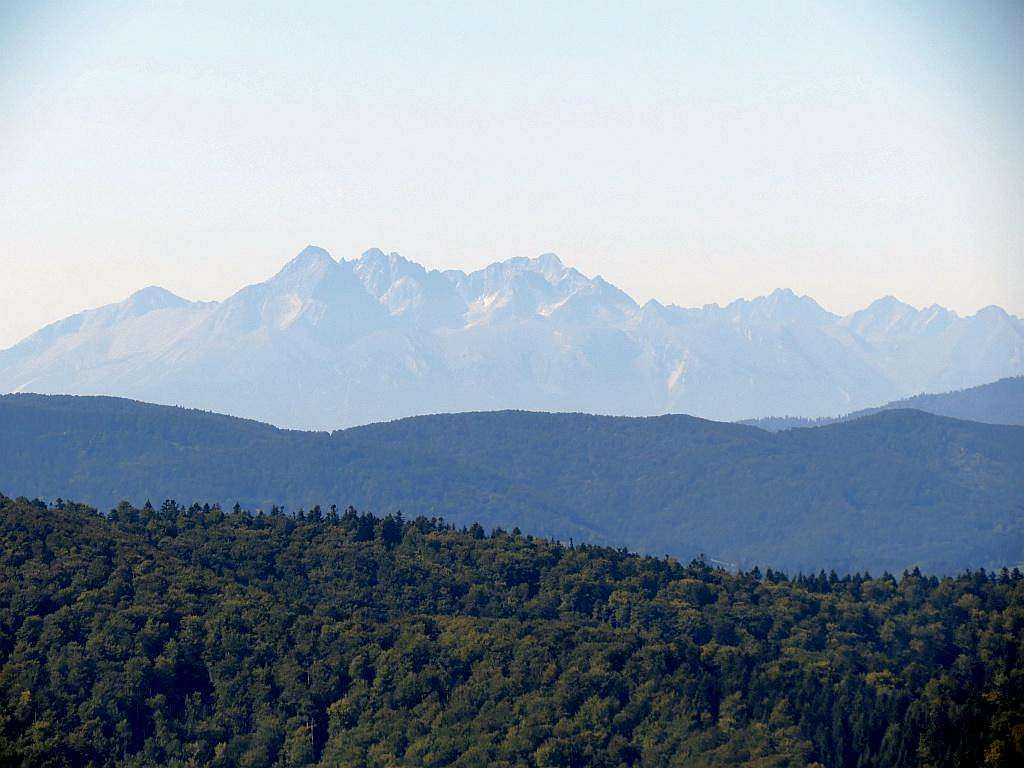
[1,246,1022,429]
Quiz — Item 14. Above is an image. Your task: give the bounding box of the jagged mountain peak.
[839,295,972,343]
[763,287,826,308]
[849,294,919,318]
[533,252,567,280]
[355,251,591,308]
[358,246,387,260]
[207,246,389,337]
[445,253,592,322]
[472,253,581,286]
[355,248,417,269]
[872,294,912,308]
[841,295,919,333]
[725,287,834,324]
[297,244,334,259]
[255,246,347,300]
[124,285,188,309]
[352,249,465,322]
[501,252,564,270]
[8,284,193,352]
[973,304,1013,322]
[923,303,957,318]
[354,248,424,281]
[274,245,336,276]
[1,244,1021,429]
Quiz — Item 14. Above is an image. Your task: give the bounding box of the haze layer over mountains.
[2,246,1021,429]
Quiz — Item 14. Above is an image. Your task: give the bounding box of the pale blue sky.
[1,0,1021,347]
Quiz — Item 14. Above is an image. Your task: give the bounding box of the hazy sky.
[1,0,1021,349]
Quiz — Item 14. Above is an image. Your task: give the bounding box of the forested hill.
[1,496,1022,767]
[741,375,1024,431]
[3,394,1023,574]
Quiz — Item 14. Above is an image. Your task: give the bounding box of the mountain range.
[1,246,1022,429]
[2,392,1022,574]
[741,375,1024,430]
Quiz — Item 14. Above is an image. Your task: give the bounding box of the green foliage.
[1,495,1022,767]
[2,394,1024,573]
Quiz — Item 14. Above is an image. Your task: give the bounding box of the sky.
[1,0,1021,349]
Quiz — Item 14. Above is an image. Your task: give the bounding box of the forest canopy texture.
[1,495,1022,767]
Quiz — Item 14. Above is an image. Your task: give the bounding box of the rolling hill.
[741,376,1024,431]
[2,393,1022,574]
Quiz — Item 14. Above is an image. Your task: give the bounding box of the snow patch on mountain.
[1,246,1021,429]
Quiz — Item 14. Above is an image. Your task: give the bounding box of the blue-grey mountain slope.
[1,393,1021,574]
[741,376,1024,431]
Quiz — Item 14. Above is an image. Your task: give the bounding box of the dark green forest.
[2,394,1024,573]
[1,494,1022,767]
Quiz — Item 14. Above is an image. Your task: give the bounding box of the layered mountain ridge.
[1,245,1021,429]
[2,393,1023,573]
[742,376,1024,430]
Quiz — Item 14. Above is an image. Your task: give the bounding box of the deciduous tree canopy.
[1,495,1022,766]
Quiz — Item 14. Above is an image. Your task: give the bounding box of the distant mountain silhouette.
[1,247,1021,429]
[741,376,1024,431]
[2,393,1021,574]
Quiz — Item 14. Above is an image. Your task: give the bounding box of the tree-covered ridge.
[2,393,1024,573]
[740,375,1024,431]
[1,495,1022,767]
